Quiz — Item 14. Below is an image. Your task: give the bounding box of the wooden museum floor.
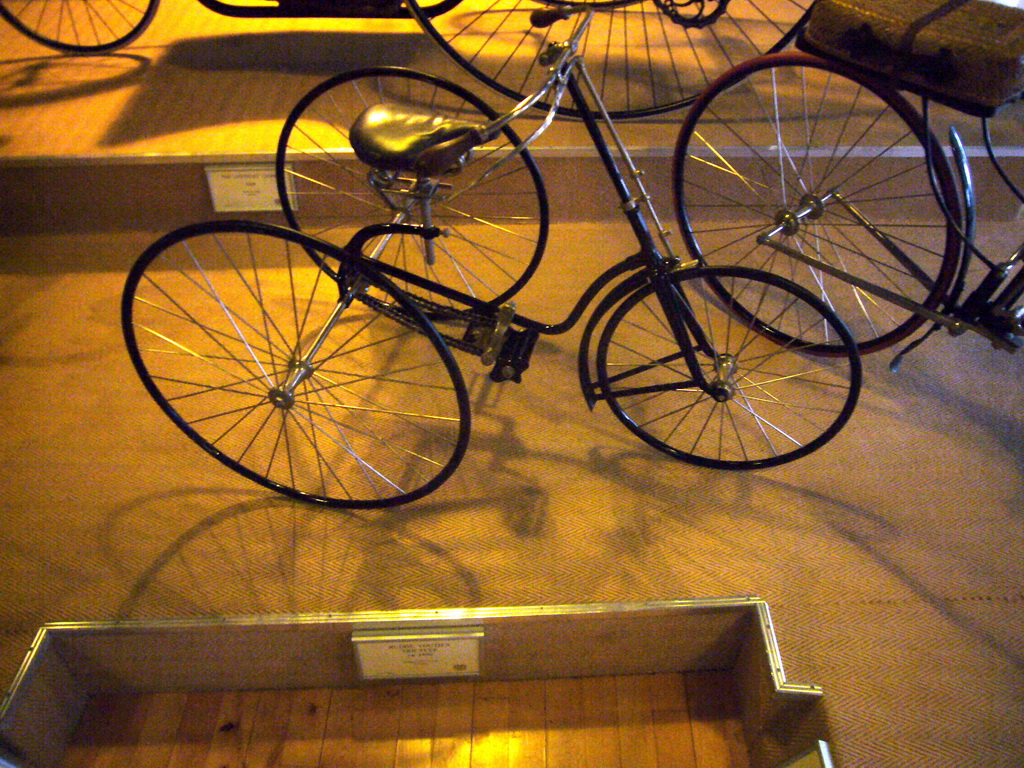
[1,4,1024,768]
[60,672,750,768]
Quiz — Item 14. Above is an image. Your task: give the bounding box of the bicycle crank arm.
[480,302,516,366]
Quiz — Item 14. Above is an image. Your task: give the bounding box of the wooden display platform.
[60,671,749,767]
[0,0,679,235]
[0,599,833,768]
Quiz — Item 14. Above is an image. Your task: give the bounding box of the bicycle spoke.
[677,54,960,352]
[597,267,860,468]
[123,223,470,507]
[277,68,548,308]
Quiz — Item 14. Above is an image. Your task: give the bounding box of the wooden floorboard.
[59,672,748,768]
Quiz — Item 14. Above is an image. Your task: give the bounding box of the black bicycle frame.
[342,53,719,400]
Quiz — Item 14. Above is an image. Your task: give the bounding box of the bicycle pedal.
[489,328,539,383]
[480,302,516,366]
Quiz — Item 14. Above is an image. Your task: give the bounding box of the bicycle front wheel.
[596,266,861,469]
[674,52,962,353]
[407,0,813,118]
[0,0,158,52]
[122,220,471,508]
[276,67,549,308]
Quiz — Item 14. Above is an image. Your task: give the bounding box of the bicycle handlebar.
[476,7,593,143]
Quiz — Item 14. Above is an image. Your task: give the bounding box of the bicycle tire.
[276,66,549,309]
[0,0,158,53]
[596,265,861,469]
[406,0,813,118]
[122,219,472,508]
[674,51,962,354]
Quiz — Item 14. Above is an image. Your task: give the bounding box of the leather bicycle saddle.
[350,104,486,175]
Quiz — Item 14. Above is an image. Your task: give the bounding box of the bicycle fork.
[266,222,442,410]
[558,63,728,401]
[758,191,1024,349]
[267,273,367,410]
[652,277,739,402]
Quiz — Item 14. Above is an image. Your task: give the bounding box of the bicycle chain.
[652,0,730,29]
[357,292,494,355]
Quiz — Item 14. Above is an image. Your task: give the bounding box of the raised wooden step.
[0,599,832,768]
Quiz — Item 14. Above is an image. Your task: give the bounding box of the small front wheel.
[596,266,861,469]
[122,220,472,508]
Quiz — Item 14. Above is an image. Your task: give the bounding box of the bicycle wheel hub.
[267,387,295,410]
[708,353,738,402]
[774,193,830,236]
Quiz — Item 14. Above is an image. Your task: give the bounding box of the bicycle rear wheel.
[122,220,471,508]
[407,0,812,118]
[0,0,157,52]
[596,266,860,469]
[674,52,962,353]
[276,67,549,309]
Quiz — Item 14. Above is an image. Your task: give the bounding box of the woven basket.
[798,0,1024,115]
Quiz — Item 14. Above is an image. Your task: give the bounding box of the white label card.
[352,626,483,680]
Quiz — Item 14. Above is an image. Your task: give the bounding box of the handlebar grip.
[530,6,572,27]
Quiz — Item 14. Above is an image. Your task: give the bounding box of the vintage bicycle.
[0,0,812,117]
[121,7,861,508]
[673,0,1024,368]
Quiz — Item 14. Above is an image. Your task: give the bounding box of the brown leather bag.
[798,0,1024,115]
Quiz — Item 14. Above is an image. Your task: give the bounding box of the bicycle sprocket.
[653,0,730,28]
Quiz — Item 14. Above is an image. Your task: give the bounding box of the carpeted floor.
[2,3,1024,766]
[1,220,1023,767]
